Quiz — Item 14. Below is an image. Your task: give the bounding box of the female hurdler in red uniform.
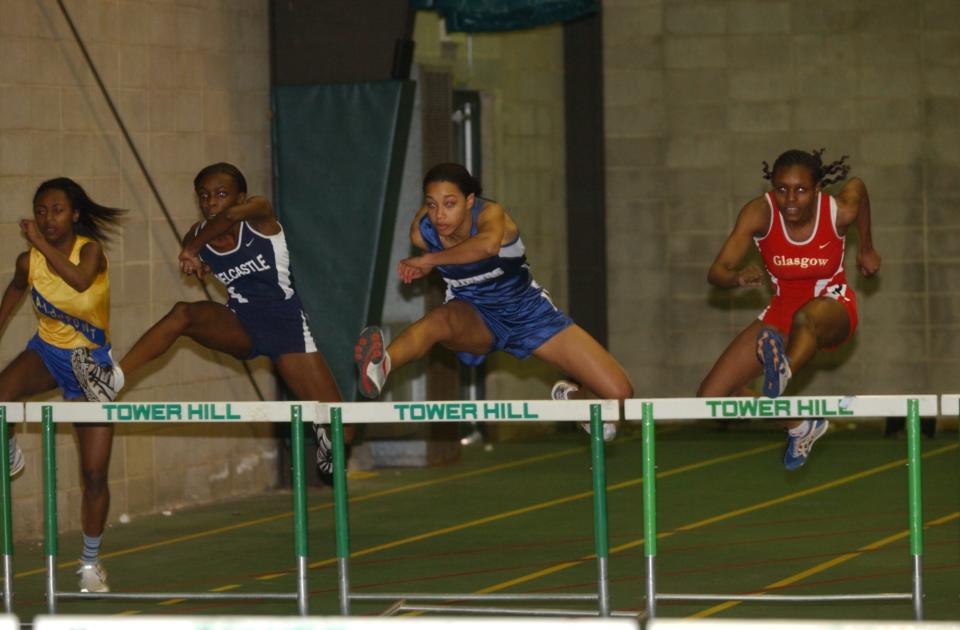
[698,149,880,470]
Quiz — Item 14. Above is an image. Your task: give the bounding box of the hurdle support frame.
[325,399,619,617]
[0,404,22,614]
[625,395,938,621]
[25,401,315,615]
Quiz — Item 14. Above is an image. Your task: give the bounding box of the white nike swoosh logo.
[818,242,830,249]
[245,239,254,246]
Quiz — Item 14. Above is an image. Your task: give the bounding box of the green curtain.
[272,81,415,397]
[412,0,598,33]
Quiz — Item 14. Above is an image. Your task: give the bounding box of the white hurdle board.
[0,403,23,423]
[24,401,320,424]
[648,620,960,630]
[940,394,960,416]
[34,616,639,630]
[624,395,938,421]
[318,399,620,424]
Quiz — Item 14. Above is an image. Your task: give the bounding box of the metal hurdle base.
[55,592,299,601]
[360,594,639,618]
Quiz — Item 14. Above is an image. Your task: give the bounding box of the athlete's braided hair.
[762,148,850,187]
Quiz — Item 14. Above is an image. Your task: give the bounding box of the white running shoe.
[552,380,618,442]
[315,425,333,476]
[71,348,125,402]
[77,560,109,593]
[8,437,23,478]
[551,380,579,401]
[354,326,390,399]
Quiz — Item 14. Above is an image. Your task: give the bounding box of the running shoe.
[8,437,23,478]
[354,326,389,399]
[71,348,124,402]
[77,560,109,593]
[783,418,829,471]
[315,424,333,476]
[553,379,617,442]
[756,327,791,398]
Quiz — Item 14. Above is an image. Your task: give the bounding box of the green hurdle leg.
[589,403,610,616]
[42,405,58,614]
[641,402,657,619]
[0,410,13,612]
[290,404,309,615]
[331,408,351,615]
[906,398,924,620]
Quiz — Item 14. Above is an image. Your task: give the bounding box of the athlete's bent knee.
[166,302,194,328]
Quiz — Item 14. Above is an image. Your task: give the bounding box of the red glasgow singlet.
[754,191,858,338]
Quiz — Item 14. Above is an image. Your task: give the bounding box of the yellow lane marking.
[210,584,242,592]
[14,439,620,580]
[157,583,242,608]
[473,443,958,596]
[691,511,960,618]
[306,440,783,571]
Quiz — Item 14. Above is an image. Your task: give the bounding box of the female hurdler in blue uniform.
[355,163,633,437]
[71,163,344,469]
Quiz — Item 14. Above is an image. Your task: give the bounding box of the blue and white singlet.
[419,197,572,365]
[197,220,316,358]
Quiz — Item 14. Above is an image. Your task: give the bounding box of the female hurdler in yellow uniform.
[0,178,122,593]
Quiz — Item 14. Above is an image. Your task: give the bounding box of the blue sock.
[81,533,102,563]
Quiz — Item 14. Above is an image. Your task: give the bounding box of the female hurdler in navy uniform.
[354,163,632,438]
[71,163,344,470]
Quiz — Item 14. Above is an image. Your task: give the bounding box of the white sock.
[788,421,810,437]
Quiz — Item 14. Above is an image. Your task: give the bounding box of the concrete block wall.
[0,0,276,540]
[604,0,960,397]
[411,14,568,400]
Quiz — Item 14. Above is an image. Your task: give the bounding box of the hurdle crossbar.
[321,399,621,617]
[23,401,319,615]
[940,394,960,417]
[623,395,936,620]
[0,404,23,613]
[32,615,642,629]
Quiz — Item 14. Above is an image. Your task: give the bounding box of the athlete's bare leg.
[0,350,58,401]
[385,301,495,370]
[784,297,850,370]
[119,301,253,378]
[275,351,353,441]
[73,419,112,537]
[532,325,633,400]
[697,319,803,428]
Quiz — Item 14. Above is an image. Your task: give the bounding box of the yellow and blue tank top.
[28,235,110,349]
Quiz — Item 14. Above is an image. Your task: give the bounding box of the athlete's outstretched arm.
[397,202,507,284]
[182,196,273,255]
[0,253,29,336]
[20,220,105,293]
[836,177,880,277]
[707,198,770,289]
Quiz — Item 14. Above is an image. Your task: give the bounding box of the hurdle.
[32,615,641,629]
[23,401,319,615]
[0,403,24,613]
[320,399,621,617]
[623,395,937,621]
[939,394,960,426]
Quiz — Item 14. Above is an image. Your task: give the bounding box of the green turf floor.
[7,422,959,624]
